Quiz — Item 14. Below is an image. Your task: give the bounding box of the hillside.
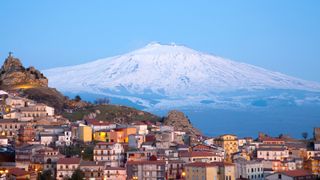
[62,104,161,123]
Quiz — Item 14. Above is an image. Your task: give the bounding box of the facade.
[56,157,81,180]
[104,167,127,180]
[235,158,264,180]
[265,170,316,180]
[127,160,166,180]
[257,146,289,161]
[184,162,236,180]
[214,134,239,162]
[93,142,126,167]
[79,161,105,180]
[78,124,92,142]
[0,119,26,140]
[304,157,320,175]
[108,127,137,143]
[180,151,223,163]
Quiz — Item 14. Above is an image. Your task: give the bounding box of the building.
[257,145,289,161]
[93,142,126,167]
[108,127,137,143]
[18,124,36,143]
[79,161,105,180]
[214,134,239,162]
[179,151,223,163]
[0,119,26,140]
[166,160,185,180]
[31,147,62,174]
[261,137,285,145]
[265,170,316,180]
[184,162,236,180]
[78,124,92,142]
[304,157,320,175]
[56,157,81,180]
[314,128,320,141]
[104,167,127,180]
[7,168,36,180]
[234,158,264,180]
[15,144,44,170]
[127,160,166,180]
[85,119,117,132]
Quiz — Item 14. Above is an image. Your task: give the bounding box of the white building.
[57,158,81,180]
[257,146,289,161]
[235,158,264,180]
[56,130,72,146]
[94,142,126,167]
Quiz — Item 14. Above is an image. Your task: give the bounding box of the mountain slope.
[43,43,320,110]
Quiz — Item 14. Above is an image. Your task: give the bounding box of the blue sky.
[0,1,320,82]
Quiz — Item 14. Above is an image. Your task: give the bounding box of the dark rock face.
[164,110,202,142]
[0,54,48,89]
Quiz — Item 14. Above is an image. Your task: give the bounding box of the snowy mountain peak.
[44,43,320,109]
[131,42,200,56]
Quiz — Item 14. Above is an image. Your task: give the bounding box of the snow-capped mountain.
[43,43,320,110]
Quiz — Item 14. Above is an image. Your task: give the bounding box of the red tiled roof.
[8,168,30,176]
[57,157,81,164]
[281,170,313,177]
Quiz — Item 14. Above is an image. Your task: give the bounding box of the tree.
[94,97,110,105]
[302,132,308,140]
[70,169,85,180]
[37,170,54,180]
[74,95,81,102]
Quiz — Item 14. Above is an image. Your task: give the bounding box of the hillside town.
[0,89,319,180]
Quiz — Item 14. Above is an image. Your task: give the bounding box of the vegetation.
[74,95,82,102]
[70,169,85,180]
[94,97,110,105]
[302,132,308,140]
[37,170,54,180]
[62,104,161,123]
[59,144,94,161]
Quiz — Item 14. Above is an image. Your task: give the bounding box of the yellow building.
[79,124,92,142]
[185,162,236,180]
[93,131,109,142]
[214,134,239,162]
[305,157,320,175]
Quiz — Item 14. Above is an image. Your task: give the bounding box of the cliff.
[0,53,48,89]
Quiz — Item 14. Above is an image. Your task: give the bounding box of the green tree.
[74,95,82,102]
[70,169,85,180]
[37,170,54,180]
[302,132,308,140]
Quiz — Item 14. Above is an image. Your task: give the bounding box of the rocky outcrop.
[0,53,48,89]
[163,110,202,142]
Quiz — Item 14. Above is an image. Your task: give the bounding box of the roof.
[86,119,114,126]
[257,147,287,151]
[8,168,30,176]
[185,162,234,168]
[57,157,81,164]
[105,167,126,170]
[180,151,221,157]
[261,137,285,142]
[80,161,104,167]
[127,160,166,165]
[280,170,313,177]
